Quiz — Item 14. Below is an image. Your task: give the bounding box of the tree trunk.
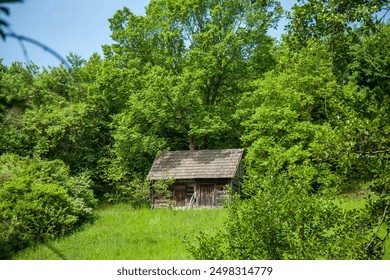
[189,138,195,150]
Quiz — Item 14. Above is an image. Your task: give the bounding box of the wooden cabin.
[148,149,244,208]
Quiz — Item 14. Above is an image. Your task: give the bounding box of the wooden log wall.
[152,179,234,209]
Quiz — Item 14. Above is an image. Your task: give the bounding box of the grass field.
[13,204,228,260]
[12,199,390,260]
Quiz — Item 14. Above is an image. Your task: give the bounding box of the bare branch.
[5,32,70,69]
[366,203,389,250]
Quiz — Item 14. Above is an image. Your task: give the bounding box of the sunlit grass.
[13,196,389,260]
[13,204,227,260]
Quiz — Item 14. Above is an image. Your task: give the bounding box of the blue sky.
[0,0,294,68]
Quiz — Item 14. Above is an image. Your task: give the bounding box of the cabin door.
[174,185,186,207]
[199,184,214,207]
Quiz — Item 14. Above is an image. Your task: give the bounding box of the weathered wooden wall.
[152,179,232,208]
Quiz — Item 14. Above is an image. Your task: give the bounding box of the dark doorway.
[174,185,186,207]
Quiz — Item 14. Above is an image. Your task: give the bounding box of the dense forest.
[1,0,390,259]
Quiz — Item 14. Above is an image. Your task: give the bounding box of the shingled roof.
[148,149,244,180]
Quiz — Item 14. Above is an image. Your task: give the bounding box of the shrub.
[0,153,97,259]
[188,176,384,260]
[104,177,173,209]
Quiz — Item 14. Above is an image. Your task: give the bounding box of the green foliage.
[238,37,390,195]
[24,102,104,173]
[238,44,345,194]
[349,23,390,98]
[216,34,390,259]
[0,63,37,156]
[286,0,388,44]
[104,177,174,209]
[1,0,390,261]
[188,181,382,260]
[0,62,114,193]
[285,0,390,79]
[105,0,281,183]
[0,154,97,259]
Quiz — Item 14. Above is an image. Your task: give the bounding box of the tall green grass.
[13,198,389,260]
[13,204,227,260]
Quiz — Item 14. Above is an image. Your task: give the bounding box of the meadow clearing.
[13,205,228,260]
[12,196,390,260]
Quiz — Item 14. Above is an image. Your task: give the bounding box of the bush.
[0,153,97,259]
[188,176,384,260]
[104,177,173,209]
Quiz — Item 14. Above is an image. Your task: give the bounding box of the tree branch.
[362,150,390,157]
[5,32,70,69]
[366,203,389,250]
